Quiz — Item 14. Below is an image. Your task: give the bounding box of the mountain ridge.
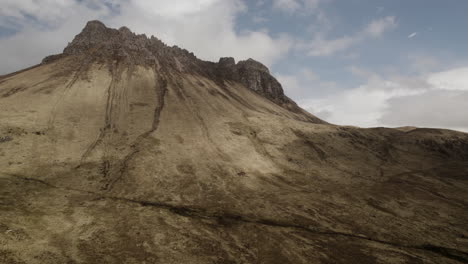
[0,20,467,264]
[39,20,321,122]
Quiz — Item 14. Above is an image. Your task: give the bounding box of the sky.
[1,0,467,131]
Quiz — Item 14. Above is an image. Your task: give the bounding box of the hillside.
[0,21,467,264]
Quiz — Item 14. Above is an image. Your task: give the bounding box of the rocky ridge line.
[42,20,321,120]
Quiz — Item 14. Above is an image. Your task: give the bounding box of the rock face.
[43,21,310,118]
[1,21,468,264]
[216,57,286,103]
[44,20,198,71]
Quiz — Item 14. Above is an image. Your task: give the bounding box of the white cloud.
[426,67,468,91]
[363,16,397,37]
[277,69,318,90]
[379,90,468,131]
[0,0,77,24]
[0,0,292,74]
[302,0,322,10]
[304,16,397,57]
[272,0,301,12]
[306,35,357,56]
[0,0,112,73]
[408,32,417,38]
[348,66,380,80]
[300,66,468,132]
[407,54,440,73]
[272,0,322,13]
[276,68,336,99]
[111,0,293,66]
[252,15,269,24]
[276,74,301,93]
[302,78,424,127]
[129,0,220,18]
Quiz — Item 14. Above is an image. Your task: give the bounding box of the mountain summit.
[43,20,321,121]
[1,21,467,264]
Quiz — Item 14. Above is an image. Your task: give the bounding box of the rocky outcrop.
[43,20,199,71]
[41,20,309,115]
[215,57,288,104]
[237,59,284,102]
[214,57,322,122]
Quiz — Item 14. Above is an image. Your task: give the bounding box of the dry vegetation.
[0,22,467,264]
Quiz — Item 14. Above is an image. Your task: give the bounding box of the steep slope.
[0,21,467,264]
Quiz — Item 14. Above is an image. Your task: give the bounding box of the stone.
[42,20,293,109]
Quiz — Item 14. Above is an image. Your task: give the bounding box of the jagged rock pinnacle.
[215,57,287,104]
[41,20,312,115]
[84,20,107,30]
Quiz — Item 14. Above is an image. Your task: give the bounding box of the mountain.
[0,21,467,264]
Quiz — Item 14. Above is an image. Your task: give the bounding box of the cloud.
[363,16,397,37]
[252,15,269,24]
[379,90,468,131]
[0,0,293,74]
[302,77,423,127]
[306,35,358,56]
[426,67,468,91]
[272,0,322,13]
[304,16,397,56]
[276,68,336,99]
[0,0,112,74]
[111,0,293,66]
[348,65,380,80]
[408,32,417,38]
[1,0,78,25]
[272,0,301,12]
[300,66,468,132]
[407,54,440,73]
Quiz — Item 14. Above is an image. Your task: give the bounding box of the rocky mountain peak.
[214,57,287,104]
[118,26,132,34]
[238,58,270,74]
[218,57,236,68]
[83,20,107,31]
[40,20,318,119]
